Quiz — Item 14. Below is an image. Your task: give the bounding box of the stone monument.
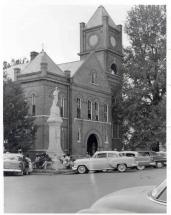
[47,87,64,169]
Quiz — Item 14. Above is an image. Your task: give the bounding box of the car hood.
[78,186,166,213]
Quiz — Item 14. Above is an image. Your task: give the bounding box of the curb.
[31,169,75,175]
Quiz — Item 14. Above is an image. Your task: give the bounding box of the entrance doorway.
[87,134,98,156]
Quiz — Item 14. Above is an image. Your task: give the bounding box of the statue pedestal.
[47,87,65,170]
[47,119,64,170]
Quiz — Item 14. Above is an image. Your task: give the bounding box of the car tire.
[77,165,87,174]
[137,165,145,170]
[117,164,127,172]
[156,162,163,168]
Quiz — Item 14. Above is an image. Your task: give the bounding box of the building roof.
[22,50,64,76]
[58,60,84,77]
[86,5,117,29]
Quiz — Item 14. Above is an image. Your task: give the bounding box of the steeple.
[79,5,122,75]
[86,5,118,30]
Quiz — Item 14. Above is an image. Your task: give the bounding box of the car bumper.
[4,168,22,173]
[72,166,78,171]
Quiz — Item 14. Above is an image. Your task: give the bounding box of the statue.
[49,87,60,118]
[47,87,64,170]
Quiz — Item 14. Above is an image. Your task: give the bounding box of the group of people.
[59,154,74,169]
[17,148,75,170]
[33,153,52,169]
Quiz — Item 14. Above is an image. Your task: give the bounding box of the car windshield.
[150,180,166,203]
[96,153,107,158]
[108,153,118,158]
[4,155,19,161]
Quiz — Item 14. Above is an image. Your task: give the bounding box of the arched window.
[77,127,81,143]
[95,102,99,121]
[31,94,36,116]
[76,98,81,118]
[91,72,97,84]
[88,100,92,120]
[104,128,109,143]
[111,63,117,75]
[60,97,65,117]
[104,104,108,122]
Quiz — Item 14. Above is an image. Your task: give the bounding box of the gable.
[73,53,111,94]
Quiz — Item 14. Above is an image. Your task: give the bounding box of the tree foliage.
[3,58,29,70]
[113,5,166,150]
[3,78,37,153]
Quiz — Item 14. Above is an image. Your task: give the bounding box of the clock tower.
[79,5,123,78]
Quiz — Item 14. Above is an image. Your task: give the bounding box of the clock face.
[89,34,98,47]
[110,36,116,47]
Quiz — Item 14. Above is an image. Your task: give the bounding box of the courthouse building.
[12,6,123,156]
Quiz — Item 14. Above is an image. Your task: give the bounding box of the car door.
[137,152,152,166]
[91,153,108,170]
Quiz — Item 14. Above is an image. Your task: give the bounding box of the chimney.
[14,67,20,81]
[30,51,39,61]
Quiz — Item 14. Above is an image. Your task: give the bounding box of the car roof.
[95,151,119,154]
[4,153,23,157]
[120,151,138,154]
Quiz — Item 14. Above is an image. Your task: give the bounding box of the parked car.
[78,180,166,213]
[153,151,166,168]
[72,151,138,174]
[138,151,166,168]
[120,151,166,170]
[120,151,150,170]
[3,153,32,175]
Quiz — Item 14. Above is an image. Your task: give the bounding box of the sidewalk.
[32,168,75,175]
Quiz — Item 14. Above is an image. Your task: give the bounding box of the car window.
[4,156,18,161]
[125,153,135,157]
[139,152,150,156]
[151,180,166,203]
[157,188,167,202]
[96,153,107,158]
[108,153,118,158]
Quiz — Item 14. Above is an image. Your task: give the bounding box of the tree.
[113,5,166,150]
[3,78,37,153]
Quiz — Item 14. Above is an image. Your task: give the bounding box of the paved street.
[4,168,166,213]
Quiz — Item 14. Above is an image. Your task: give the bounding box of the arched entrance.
[87,134,98,156]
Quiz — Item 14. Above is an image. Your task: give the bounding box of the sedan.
[3,153,32,175]
[78,180,166,213]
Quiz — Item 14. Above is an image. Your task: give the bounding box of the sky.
[2,3,132,64]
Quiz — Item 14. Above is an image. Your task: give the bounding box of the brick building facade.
[13,6,123,156]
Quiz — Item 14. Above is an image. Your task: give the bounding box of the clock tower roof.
[86,5,118,29]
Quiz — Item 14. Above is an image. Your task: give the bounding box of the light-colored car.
[78,180,166,213]
[72,151,138,174]
[3,153,32,175]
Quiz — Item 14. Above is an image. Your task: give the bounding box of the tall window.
[77,128,81,142]
[91,72,96,84]
[31,94,36,116]
[95,102,99,121]
[104,104,108,122]
[60,97,65,117]
[111,63,117,75]
[77,98,81,118]
[105,128,109,143]
[88,100,92,120]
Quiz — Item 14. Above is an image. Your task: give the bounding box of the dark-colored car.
[120,151,166,169]
[138,151,166,168]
